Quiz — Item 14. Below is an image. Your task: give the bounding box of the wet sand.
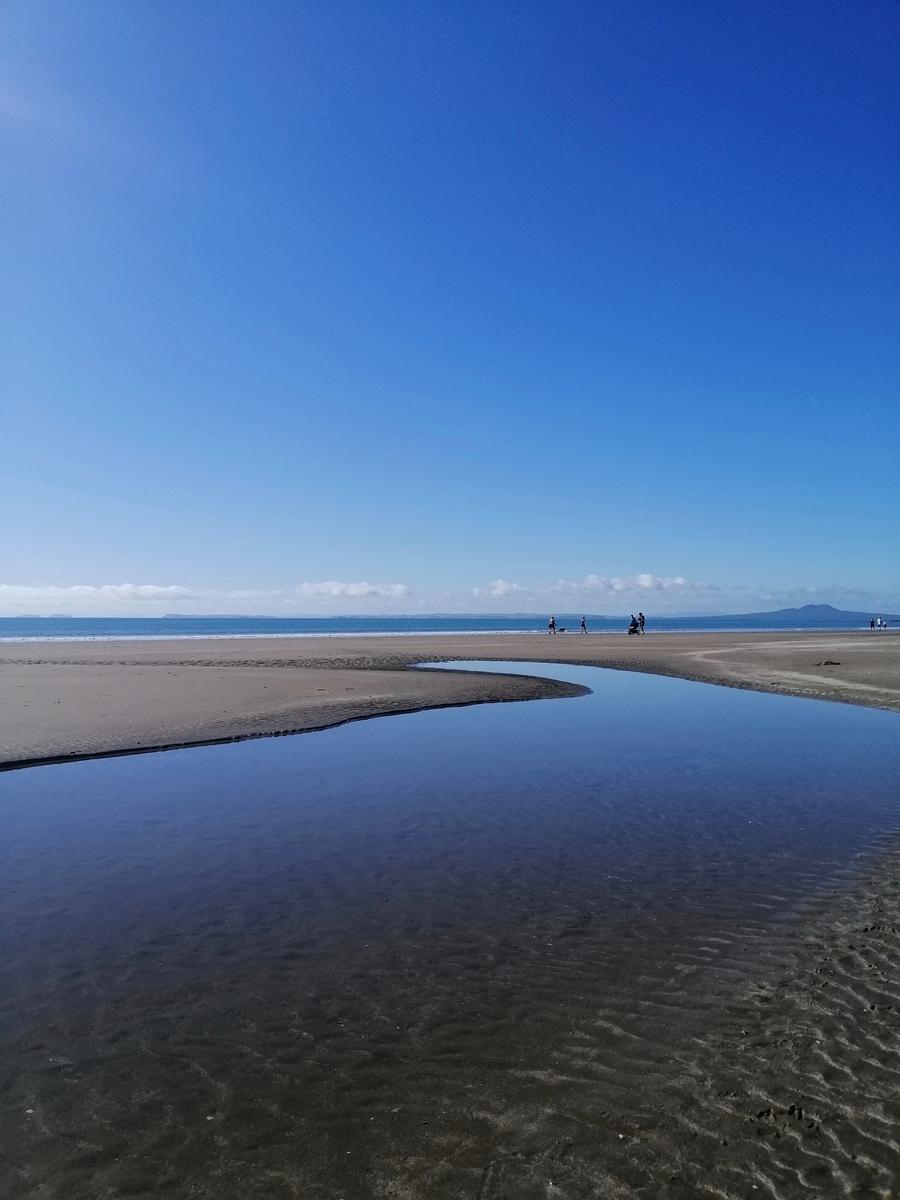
[2,630,899,767]
[406,835,900,1199]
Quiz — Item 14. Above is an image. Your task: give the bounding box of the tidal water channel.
[2,663,899,1198]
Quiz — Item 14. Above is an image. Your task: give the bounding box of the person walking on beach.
[638,611,645,634]
[548,615,557,635]
[580,615,587,634]
[871,618,876,630]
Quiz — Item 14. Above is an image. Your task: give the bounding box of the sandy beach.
[2,629,898,767]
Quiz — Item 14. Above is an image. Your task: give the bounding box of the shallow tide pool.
[1,663,899,1198]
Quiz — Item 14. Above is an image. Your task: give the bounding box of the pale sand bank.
[2,630,899,767]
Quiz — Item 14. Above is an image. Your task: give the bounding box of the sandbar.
[2,629,899,767]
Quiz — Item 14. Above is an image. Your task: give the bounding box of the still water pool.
[1,664,898,1198]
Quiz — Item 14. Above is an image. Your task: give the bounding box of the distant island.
[11,613,76,619]
[721,603,900,622]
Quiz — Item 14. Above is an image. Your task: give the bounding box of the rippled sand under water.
[2,663,900,1198]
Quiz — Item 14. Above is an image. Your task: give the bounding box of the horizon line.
[3,604,895,622]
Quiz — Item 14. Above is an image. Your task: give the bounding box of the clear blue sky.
[3,1,898,614]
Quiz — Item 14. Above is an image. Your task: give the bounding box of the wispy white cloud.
[2,578,896,618]
[0,583,195,607]
[0,580,414,615]
[472,579,529,598]
[470,572,713,607]
[296,580,411,598]
[547,573,609,594]
[220,589,287,602]
[549,572,709,594]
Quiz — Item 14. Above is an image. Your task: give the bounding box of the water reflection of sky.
[3,665,900,995]
[2,664,899,1197]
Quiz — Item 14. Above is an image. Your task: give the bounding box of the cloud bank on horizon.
[474,574,709,599]
[1,577,896,617]
[296,581,411,598]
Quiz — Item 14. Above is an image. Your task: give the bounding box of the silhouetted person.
[638,611,645,634]
[871,618,876,630]
[548,615,557,635]
[580,615,587,634]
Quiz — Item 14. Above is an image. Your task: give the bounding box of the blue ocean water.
[0,611,884,640]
